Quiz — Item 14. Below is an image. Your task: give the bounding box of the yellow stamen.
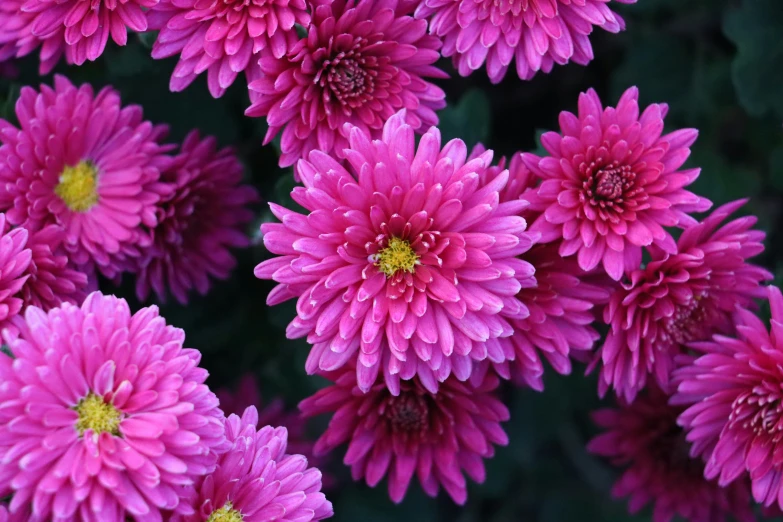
[55,160,99,212]
[208,503,244,522]
[375,237,419,277]
[74,393,121,436]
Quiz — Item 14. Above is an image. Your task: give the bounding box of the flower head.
[589,386,755,522]
[299,365,509,504]
[592,199,771,402]
[522,87,711,280]
[0,214,31,332]
[0,76,173,280]
[18,0,155,66]
[0,0,64,74]
[416,0,636,83]
[134,131,258,304]
[147,0,318,98]
[0,292,228,521]
[245,0,447,168]
[173,406,333,522]
[672,285,783,510]
[471,146,611,390]
[255,110,537,393]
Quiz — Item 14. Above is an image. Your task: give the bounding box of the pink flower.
[0,214,31,333]
[245,0,447,168]
[591,199,772,402]
[672,285,783,510]
[471,146,611,390]
[134,131,258,304]
[0,292,228,521]
[21,0,156,66]
[588,386,755,522]
[215,373,318,461]
[0,0,64,74]
[0,76,173,280]
[522,86,711,281]
[19,224,89,312]
[415,0,636,83]
[299,364,509,504]
[173,406,333,522]
[254,110,537,393]
[147,0,319,98]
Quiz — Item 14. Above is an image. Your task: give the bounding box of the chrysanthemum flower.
[147,0,318,98]
[299,365,509,504]
[20,224,89,312]
[245,0,447,168]
[591,199,771,402]
[415,0,636,83]
[173,406,333,522]
[134,131,257,304]
[0,0,64,74]
[19,0,155,66]
[470,146,610,390]
[0,292,228,521]
[589,386,755,522]
[672,285,783,510]
[216,373,317,461]
[0,76,173,280]
[255,110,537,393]
[522,86,711,280]
[0,214,31,332]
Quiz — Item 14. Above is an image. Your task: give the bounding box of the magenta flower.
[0,76,173,280]
[20,224,89,313]
[416,0,636,83]
[255,111,537,393]
[589,386,755,522]
[215,373,318,462]
[591,199,771,402]
[299,364,509,504]
[522,86,711,281]
[0,214,31,333]
[20,0,155,66]
[0,292,228,521]
[672,285,783,510]
[0,0,64,74]
[470,146,611,390]
[245,0,447,168]
[173,406,333,522]
[147,0,318,98]
[134,131,257,304]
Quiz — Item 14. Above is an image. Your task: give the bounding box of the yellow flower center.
[74,393,121,436]
[55,161,99,212]
[207,503,244,522]
[375,237,419,277]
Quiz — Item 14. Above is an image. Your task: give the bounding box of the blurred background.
[2,0,782,519]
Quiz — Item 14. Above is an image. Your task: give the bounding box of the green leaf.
[438,89,492,150]
[724,0,783,118]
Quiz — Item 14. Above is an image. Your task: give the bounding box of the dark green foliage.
[1,0,782,519]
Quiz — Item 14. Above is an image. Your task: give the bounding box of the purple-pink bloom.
[254,110,537,394]
[133,131,258,304]
[470,146,610,390]
[20,0,155,66]
[147,0,319,98]
[0,0,64,74]
[173,406,333,522]
[522,86,711,281]
[415,0,636,83]
[589,385,755,522]
[0,76,173,280]
[591,199,771,402]
[245,0,447,168]
[0,292,228,521]
[0,214,32,333]
[672,285,783,510]
[299,364,509,505]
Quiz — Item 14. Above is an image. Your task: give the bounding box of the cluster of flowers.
[0,0,637,170]
[254,83,783,522]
